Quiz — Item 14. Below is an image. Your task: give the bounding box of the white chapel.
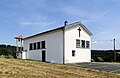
[16,21,92,64]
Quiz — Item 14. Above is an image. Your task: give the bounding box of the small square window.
[72,50,75,56]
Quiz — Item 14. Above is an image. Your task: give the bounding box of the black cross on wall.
[78,27,81,37]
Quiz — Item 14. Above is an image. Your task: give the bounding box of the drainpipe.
[63,21,68,64]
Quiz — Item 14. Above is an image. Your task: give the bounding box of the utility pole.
[113,38,116,62]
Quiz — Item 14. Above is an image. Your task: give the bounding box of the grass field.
[0,58,120,78]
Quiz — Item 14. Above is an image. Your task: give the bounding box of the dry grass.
[0,58,120,78]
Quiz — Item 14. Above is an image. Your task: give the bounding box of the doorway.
[42,50,46,62]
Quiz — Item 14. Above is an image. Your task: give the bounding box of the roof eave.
[79,23,93,36]
[24,26,65,40]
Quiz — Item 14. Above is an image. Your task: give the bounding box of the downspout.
[63,21,68,64]
[62,27,65,64]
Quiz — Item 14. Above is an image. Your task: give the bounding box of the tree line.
[92,50,120,62]
[0,44,16,58]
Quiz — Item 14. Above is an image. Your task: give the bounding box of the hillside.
[0,58,120,78]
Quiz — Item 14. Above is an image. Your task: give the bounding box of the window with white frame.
[76,39,80,48]
[81,40,85,48]
[86,41,90,48]
[29,43,33,50]
[41,41,45,49]
[37,42,41,49]
[29,41,46,50]
[33,43,36,50]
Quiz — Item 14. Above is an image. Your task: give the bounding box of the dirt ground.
[0,58,120,78]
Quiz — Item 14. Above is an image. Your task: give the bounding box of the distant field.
[0,58,120,78]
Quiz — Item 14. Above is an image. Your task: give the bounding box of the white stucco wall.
[23,29,63,64]
[64,25,91,63]
[22,51,27,59]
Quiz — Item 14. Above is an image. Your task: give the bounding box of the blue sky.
[0,0,120,50]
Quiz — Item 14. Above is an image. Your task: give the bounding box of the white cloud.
[19,14,56,29]
[92,41,98,44]
[20,20,55,28]
[92,41,104,44]
[21,22,32,25]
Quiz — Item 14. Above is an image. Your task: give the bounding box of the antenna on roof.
[64,21,68,26]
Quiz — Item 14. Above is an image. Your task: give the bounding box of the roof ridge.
[24,21,92,39]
